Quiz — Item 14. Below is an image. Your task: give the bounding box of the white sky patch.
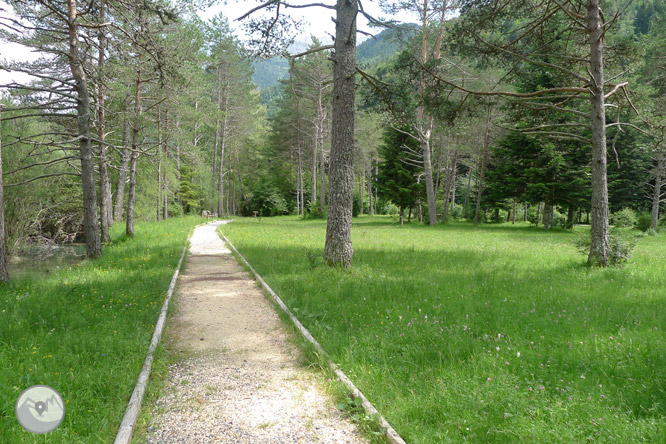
[202,1,419,48]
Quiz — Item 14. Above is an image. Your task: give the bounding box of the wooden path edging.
[113,231,192,444]
[220,233,408,444]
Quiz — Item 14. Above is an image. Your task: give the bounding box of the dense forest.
[0,0,664,274]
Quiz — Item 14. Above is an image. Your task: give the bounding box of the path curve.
[145,221,368,444]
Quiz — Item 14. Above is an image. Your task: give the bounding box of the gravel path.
[144,221,368,444]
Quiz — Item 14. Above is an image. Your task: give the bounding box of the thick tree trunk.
[587,0,610,265]
[68,0,101,258]
[114,118,131,222]
[97,0,111,242]
[536,201,543,227]
[475,105,492,226]
[323,0,356,267]
[567,205,575,229]
[651,151,664,231]
[0,106,9,282]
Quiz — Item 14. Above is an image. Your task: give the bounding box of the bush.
[303,200,327,220]
[636,212,652,232]
[574,229,636,266]
[450,205,465,220]
[610,207,637,228]
[385,203,399,216]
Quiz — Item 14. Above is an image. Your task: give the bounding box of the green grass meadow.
[0,216,201,443]
[221,216,666,444]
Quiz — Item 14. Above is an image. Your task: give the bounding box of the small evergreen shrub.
[610,208,637,228]
[636,212,652,232]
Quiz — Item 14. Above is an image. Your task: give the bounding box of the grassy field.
[221,216,666,444]
[0,216,201,443]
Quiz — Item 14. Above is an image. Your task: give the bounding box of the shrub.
[385,202,399,216]
[575,229,636,266]
[303,200,327,220]
[636,212,652,232]
[610,207,637,228]
[450,205,465,220]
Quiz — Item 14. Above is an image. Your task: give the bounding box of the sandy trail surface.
[144,221,368,444]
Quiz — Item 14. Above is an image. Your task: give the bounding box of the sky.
[206,1,418,46]
[0,1,418,87]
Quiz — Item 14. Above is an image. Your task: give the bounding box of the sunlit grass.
[221,215,666,444]
[0,216,201,443]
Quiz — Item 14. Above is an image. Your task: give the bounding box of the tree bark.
[96,0,111,242]
[359,171,364,215]
[0,106,9,282]
[126,48,142,237]
[213,61,222,198]
[157,105,162,221]
[587,0,610,265]
[475,105,492,226]
[442,149,458,223]
[367,167,373,215]
[163,107,169,220]
[543,199,553,229]
[512,198,517,224]
[323,0,356,267]
[218,77,230,216]
[651,150,664,231]
[67,0,101,258]
[114,118,131,222]
[318,86,326,213]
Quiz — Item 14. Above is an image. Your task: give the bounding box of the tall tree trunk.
[536,201,543,227]
[367,168,373,215]
[114,118,131,222]
[312,127,317,207]
[318,87,326,213]
[475,105,492,226]
[567,204,575,229]
[323,0,356,267]
[218,78,230,216]
[372,161,379,214]
[213,62,222,198]
[651,150,664,231]
[587,0,610,265]
[442,149,458,223]
[359,172,364,215]
[543,199,553,229]
[464,162,474,211]
[512,198,517,224]
[96,0,111,242]
[157,105,162,221]
[67,0,101,258]
[0,105,9,282]
[126,48,142,238]
[163,107,169,220]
